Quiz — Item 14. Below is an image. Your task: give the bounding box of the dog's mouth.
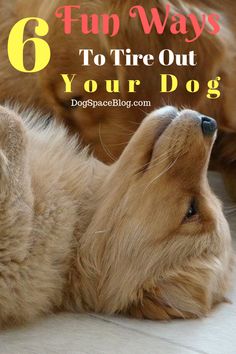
[135,108,178,174]
[155,117,174,141]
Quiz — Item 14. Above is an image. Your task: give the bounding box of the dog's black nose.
[200,116,217,136]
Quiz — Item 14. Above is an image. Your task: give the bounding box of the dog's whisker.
[143,155,180,194]
[149,149,186,172]
[134,148,173,176]
[225,209,236,216]
[110,122,135,134]
[137,107,150,116]
[108,141,131,147]
[135,155,172,177]
[145,151,176,172]
[146,154,173,172]
[98,123,116,162]
[224,205,236,210]
[224,204,236,215]
[127,120,142,126]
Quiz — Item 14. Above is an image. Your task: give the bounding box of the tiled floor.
[0,173,235,354]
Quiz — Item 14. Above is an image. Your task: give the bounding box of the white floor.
[0,173,235,354]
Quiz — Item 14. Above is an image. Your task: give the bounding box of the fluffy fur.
[0,0,236,199]
[0,105,233,327]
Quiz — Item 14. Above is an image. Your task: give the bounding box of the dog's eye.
[184,199,198,222]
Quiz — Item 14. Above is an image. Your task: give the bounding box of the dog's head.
[79,107,233,320]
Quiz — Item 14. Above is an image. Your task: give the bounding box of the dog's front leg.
[0,107,33,264]
[0,107,41,327]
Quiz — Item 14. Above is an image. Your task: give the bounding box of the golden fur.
[0,0,236,198]
[0,105,233,327]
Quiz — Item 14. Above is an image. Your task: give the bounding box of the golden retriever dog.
[0,0,236,200]
[0,104,233,327]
